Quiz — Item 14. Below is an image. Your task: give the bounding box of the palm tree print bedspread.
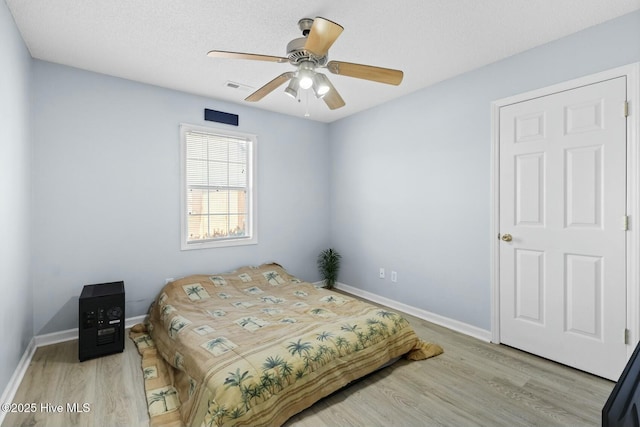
[130,263,443,427]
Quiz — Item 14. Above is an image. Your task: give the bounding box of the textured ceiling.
[6,0,640,122]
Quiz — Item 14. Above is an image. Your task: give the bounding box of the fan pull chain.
[304,90,310,117]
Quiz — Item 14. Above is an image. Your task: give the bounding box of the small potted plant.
[317,248,341,289]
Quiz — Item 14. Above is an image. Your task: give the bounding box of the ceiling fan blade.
[207,50,288,63]
[304,17,344,57]
[327,61,404,85]
[322,79,345,110]
[245,72,295,102]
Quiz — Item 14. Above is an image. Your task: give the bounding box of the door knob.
[501,233,513,242]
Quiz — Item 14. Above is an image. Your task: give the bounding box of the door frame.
[490,63,640,361]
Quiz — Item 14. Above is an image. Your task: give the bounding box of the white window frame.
[180,123,258,250]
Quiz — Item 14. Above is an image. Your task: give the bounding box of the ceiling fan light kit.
[312,73,331,98]
[297,61,315,89]
[284,77,299,99]
[207,16,404,111]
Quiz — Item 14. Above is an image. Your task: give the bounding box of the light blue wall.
[4,7,640,391]
[328,10,640,331]
[0,0,33,396]
[31,61,330,334]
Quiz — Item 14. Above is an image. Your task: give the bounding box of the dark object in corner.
[603,340,640,427]
[78,281,125,362]
[204,108,239,126]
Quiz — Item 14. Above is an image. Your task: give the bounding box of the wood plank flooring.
[2,309,614,427]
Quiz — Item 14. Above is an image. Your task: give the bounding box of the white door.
[499,76,628,380]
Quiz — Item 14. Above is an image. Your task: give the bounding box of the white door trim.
[490,63,640,361]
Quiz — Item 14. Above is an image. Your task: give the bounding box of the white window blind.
[181,124,257,249]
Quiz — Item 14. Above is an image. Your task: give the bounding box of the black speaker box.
[78,281,125,362]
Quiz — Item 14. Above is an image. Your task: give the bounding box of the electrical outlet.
[391,271,397,283]
[379,268,385,279]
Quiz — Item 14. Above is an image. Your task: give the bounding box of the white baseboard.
[34,314,147,347]
[0,337,36,426]
[126,314,147,329]
[0,313,147,423]
[34,328,78,348]
[335,282,492,342]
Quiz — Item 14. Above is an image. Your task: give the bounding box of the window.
[180,124,257,249]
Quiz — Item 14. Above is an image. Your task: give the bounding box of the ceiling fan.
[207,17,404,110]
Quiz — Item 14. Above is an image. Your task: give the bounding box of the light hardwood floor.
[2,309,614,427]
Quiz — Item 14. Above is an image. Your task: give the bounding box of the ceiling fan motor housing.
[286,37,327,66]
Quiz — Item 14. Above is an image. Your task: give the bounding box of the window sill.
[180,236,258,250]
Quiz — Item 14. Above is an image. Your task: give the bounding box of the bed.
[130,263,443,427]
